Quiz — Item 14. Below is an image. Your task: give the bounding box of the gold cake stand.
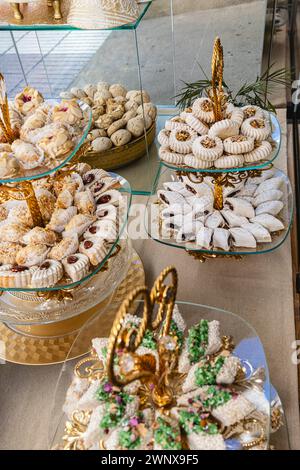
[0,250,145,366]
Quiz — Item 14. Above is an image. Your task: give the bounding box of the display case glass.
[49,300,277,450]
[146,164,293,256]
[0,0,275,193]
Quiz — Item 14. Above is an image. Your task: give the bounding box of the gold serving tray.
[83,123,156,171]
[0,250,144,365]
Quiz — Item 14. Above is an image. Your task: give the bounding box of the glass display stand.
[49,300,283,450]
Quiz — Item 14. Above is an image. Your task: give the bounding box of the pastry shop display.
[148,166,292,255]
[54,267,283,450]
[0,82,91,182]
[158,39,280,172]
[60,82,156,170]
[0,166,129,289]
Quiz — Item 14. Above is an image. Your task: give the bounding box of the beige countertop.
[0,109,299,450]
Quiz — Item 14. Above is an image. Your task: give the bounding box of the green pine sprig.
[175,63,291,113]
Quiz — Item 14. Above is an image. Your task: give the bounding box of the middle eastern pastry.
[14,87,44,116]
[0,85,88,180]
[11,140,44,169]
[60,82,157,154]
[60,305,276,451]
[52,100,83,126]
[154,168,288,252]
[158,98,275,170]
[31,260,64,288]
[0,152,21,179]
[38,127,74,159]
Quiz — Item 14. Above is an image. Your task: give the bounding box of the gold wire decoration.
[62,410,92,450]
[210,37,224,122]
[0,180,44,227]
[0,73,46,227]
[105,266,180,407]
[213,175,224,210]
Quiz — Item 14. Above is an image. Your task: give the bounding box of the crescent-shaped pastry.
[62,253,90,282]
[255,200,284,216]
[241,222,272,243]
[243,140,272,163]
[49,236,79,261]
[214,154,244,169]
[185,114,209,135]
[223,135,254,154]
[229,107,244,127]
[184,155,213,169]
[253,189,283,207]
[165,117,191,132]
[157,129,170,146]
[208,119,239,140]
[16,244,50,267]
[159,146,185,165]
[250,214,284,232]
[31,259,64,288]
[22,227,57,246]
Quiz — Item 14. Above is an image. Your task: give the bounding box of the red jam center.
[97,195,111,205]
[83,174,95,184]
[11,265,29,272]
[67,256,78,264]
[84,240,93,249]
[40,262,50,270]
[22,95,32,103]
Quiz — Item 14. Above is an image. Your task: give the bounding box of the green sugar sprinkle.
[179,410,218,436]
[202,385,232,409]
[118,430,141,450]
[194,356,225,386]
[154,417,182,450]
[188,319,209,363]
[141,329,157,350]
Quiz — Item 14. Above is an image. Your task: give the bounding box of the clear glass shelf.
[0,237,132,325]
[0,172,132,292]
[0,99,92,184]
[49,300,274,450]
[0,1,151,31]
[160,112,281,174]
[146,165,293,256]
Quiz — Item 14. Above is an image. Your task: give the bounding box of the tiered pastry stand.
[146,39,293,261]
[49,268,288,450]
[0,89,142,365]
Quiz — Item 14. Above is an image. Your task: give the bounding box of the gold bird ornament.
[58,266,282,451]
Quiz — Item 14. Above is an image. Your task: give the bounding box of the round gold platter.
[0,250,144,366]
[84,123,156,171]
